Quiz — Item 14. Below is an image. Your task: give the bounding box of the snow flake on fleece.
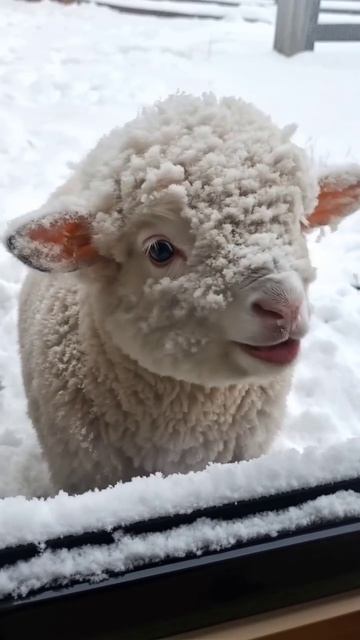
[104,93,317,319]
[0,489,358,599]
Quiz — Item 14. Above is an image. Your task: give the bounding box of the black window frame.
[1,474,360,640]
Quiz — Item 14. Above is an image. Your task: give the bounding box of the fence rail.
[274,0,360,55]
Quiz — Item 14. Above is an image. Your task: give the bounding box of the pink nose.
[252,299,301,324]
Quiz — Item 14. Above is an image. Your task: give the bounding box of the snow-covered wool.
[5,94,360,493]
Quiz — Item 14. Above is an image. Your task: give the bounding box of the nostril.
[252,302,285,321]
[6,235,16,252]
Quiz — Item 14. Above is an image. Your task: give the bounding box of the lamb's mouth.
[235,338,301,365]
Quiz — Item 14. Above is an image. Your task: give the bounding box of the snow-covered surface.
[1,489,359,599]
[319,11,360,24]
[321,1,360,14]
[91,0,278,23]
[91,0,229,19]
[89,0,275,23]
[0,0,359,569]
[1,438,360,552]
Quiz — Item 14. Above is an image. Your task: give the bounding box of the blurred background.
[3,0,360,216]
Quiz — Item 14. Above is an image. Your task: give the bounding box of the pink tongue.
[243,339,300,365]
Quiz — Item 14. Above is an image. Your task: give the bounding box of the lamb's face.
[93,189,315,387]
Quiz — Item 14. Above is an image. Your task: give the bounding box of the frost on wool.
[111,94,319,328]
[35,94,316,337]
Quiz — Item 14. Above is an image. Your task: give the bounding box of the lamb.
[5,93,360,494]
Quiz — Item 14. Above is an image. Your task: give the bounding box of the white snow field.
[0,0,359,516]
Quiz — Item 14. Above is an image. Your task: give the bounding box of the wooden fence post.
[274,0,321,56]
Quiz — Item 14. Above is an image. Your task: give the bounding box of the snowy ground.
[0,0,360,498]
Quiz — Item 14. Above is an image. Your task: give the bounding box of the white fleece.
[11,94,323,492]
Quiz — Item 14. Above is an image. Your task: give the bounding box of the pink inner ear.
[307,183,360,228]
[28,217,99,266]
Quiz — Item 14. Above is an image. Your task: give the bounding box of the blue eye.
[148,239,175,265]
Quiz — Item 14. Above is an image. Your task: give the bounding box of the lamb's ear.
[6,212,101,272]
[306,167,360,229]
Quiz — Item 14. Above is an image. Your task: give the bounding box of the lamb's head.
[6,94,360,386]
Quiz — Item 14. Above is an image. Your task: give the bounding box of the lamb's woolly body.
[20,272,289,493]
[16,94,319,492]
